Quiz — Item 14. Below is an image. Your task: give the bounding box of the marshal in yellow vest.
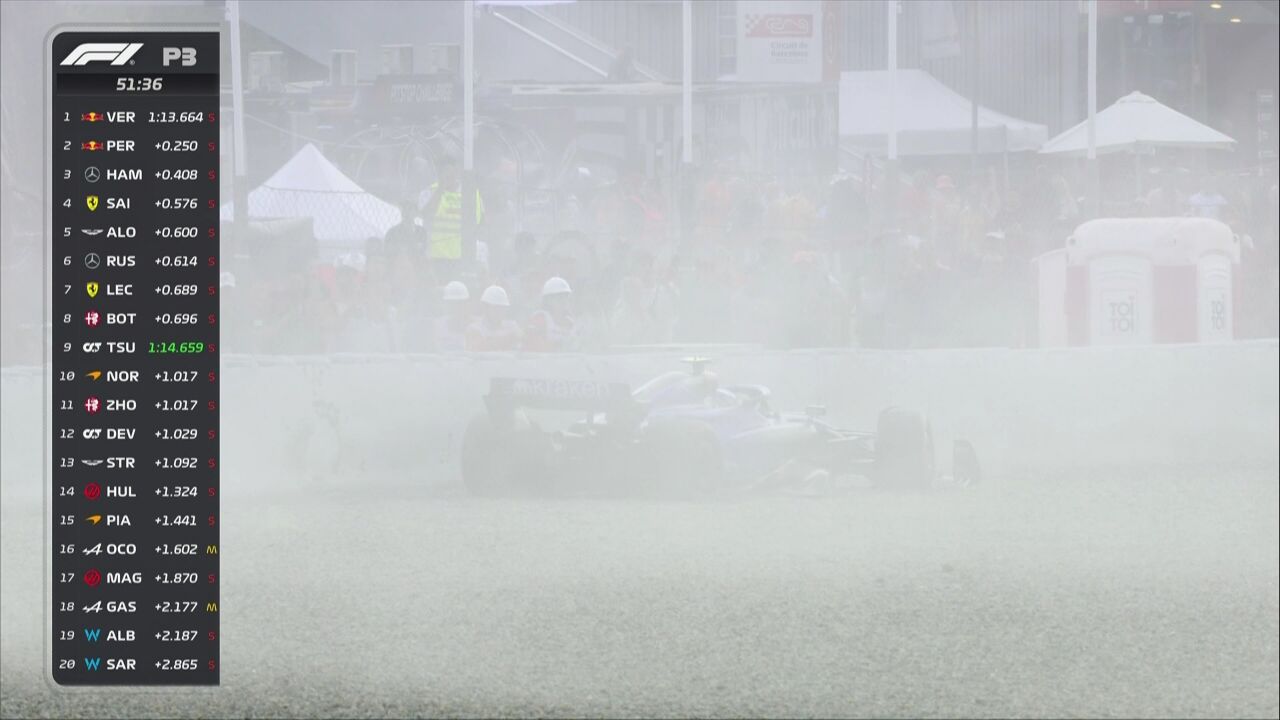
[427,182,484,260]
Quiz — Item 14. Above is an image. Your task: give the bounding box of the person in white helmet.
[465,285,523,352]
[431,280,473,352]
[524,276,578,352]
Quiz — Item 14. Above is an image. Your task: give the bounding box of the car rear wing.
[485,377,640,417]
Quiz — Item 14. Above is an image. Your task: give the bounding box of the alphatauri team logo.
[60,43,143,66]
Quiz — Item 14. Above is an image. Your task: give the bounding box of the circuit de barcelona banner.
[736,0,824,83]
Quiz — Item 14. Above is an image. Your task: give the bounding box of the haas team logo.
[61,42,143,66]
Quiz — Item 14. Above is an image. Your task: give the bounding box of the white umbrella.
[221,143,401,248]
[840,69,1048,156]
[1040,91,1235,156]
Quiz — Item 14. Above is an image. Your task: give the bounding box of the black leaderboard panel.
[51,31,220,686]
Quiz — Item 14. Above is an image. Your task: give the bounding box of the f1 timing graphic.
[60,42,143,66]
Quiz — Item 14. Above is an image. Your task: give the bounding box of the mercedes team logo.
[84,252,101,269]
[84,166,101,183]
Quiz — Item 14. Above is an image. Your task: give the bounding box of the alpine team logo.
[60,43,143,66]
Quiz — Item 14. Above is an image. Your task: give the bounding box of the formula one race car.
[460,360,980,496]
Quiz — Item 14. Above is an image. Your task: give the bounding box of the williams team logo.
[60,43,143,66]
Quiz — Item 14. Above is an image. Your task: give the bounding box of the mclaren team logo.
[60,43,143,66]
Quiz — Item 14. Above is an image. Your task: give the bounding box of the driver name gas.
[82,600,138,614]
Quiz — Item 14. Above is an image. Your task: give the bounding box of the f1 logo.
[61,43,143,66]
[162,47,196,67]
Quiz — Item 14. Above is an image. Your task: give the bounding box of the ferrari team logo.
[86,281,99,298]
[86,195,99,212]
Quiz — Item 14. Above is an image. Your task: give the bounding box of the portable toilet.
[1057,218,1239,346]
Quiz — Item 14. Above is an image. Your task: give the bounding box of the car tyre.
[874,407,934,490]
[460,412,551,496]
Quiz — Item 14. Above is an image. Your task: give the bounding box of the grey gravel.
[3,469,1277,719]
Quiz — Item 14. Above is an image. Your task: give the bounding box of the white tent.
[839,69,1048,157]
[221,143,401,246]
[1040,91,1235,156]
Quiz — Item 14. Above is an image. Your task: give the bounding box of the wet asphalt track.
[2,468,1277,719]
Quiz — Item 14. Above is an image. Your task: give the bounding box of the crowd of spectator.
[219,158,1279,356]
